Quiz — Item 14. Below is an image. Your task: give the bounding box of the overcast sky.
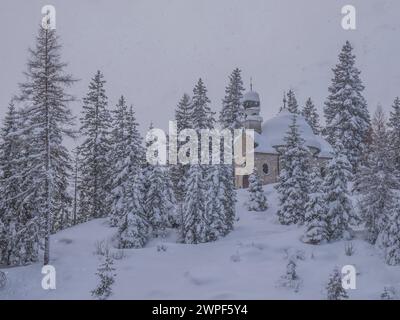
[0,0,399,138]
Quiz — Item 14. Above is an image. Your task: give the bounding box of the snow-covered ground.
[1,184,399,300]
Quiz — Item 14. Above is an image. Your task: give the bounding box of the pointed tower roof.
[242,78,260,102]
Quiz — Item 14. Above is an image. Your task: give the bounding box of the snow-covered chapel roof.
[254,110,333,158]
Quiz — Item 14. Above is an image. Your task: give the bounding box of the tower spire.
[250,77,253,92]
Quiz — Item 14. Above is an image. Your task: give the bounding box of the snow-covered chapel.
[235,87,333,189]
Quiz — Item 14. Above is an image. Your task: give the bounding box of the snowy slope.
[1,184,399,300]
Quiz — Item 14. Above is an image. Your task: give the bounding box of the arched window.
[262,163,269,175]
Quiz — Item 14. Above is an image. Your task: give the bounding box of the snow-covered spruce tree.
[191,78,215,130]
[324,144,357,241]
[0,102,18,265]
[217,70,241,233]
[276,115,310,225]
[286,90,299,114]
[388,97,400,174]
[355,106,398,244]
[181,165,208,244]
[203,165,224,242]
[203,164,237,241]
[219,164,237,235]
[0,102,38,266]
[324,41,370,173]
[107,106,148,248]
[279,259,302,292]
[171,93,192,202]
[72,148,80,225]
[163,166,179,228]
[301,98,321,135]
[219,68,245,130]
[91,253,116,300]
[146,165,177,237]
[51,168,73,233]
[202,154,236,238]
[0,105,40,266]
[181,78,225,243]
[78,71,112,221]
[17,25,76,265]
[109,95,129,177]
[118,171,149,249]
[176,93,193,132]
[326,267,348,300]
[140,123,156,226]
[377,200,400,266]
[108,96,130,227]
[247,170,268,212]
[303,167,328,245]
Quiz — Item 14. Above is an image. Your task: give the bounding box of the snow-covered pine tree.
[0,105,40,266]
[181,165,208,244]
[91,253,116,300]
[324,41,370,173]
[303,166,328,244]
[203,165,223,242]
[276,115,310,225]
[377,199,400,266]
[326,267,348,300]
[246,170,268,212]
[388,97,400,174]
[109,96,130,227]
[146,165,176,237]
[219,164,237,235]
[125,104,139,135]
[219,68,245,130]
[301,98,321,135]
[118,171,149,249]
[324,144,356,241]
[78,71,112,221]
[163,166,178,228]
[109,104,145,229]
[285,260,298,282]
[0,102,39,266]
[217,70,241,234]
[201,164,236,240]
[355,106,398,244]
[17,25,76,265]
[279,259,302,292]
[109,95,129,176]
[202,164,232,241]
[115,109,148,248]
[171,93,192,202]
[51,167,72,233]
[175,93,193,132]
[191,78,215,130]
[286,90,299,114]
[181,78,225,243]
[0,102,18,265]
[72,148,80,225]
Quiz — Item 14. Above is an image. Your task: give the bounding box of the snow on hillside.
[1,184,399,300]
